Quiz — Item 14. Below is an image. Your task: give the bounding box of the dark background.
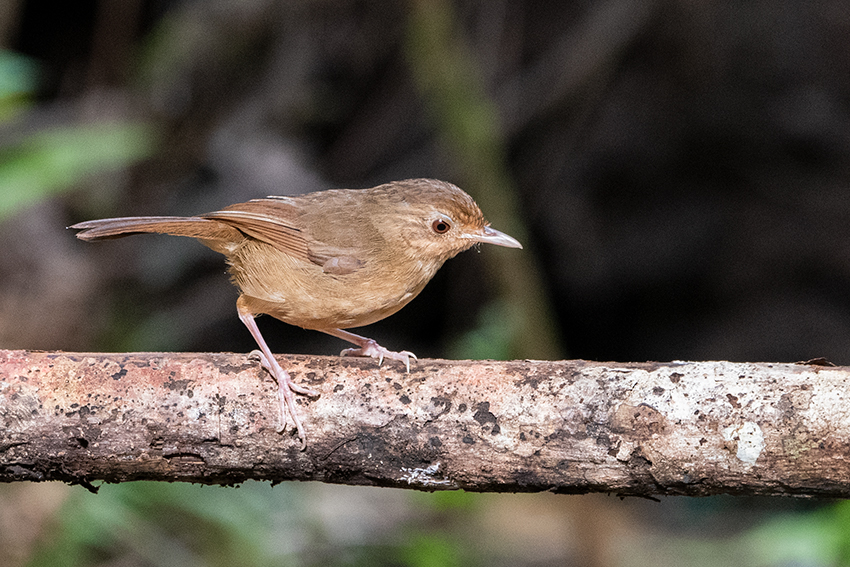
[2,1,850,566]
[5,0,850,365]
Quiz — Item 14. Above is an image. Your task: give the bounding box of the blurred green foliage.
[447,300,516,361]
[0,50,39,120]
[420,489,479,513]
[742,500,850,567]
[0,122,157,218]
[29,483,850,567]
[26,483,485,567]
[26,482,288,567]
[394,534,464,567]
[0,50,157,220]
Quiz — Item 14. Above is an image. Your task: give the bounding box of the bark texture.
[0,349,847,496]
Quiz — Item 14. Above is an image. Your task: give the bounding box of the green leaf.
[0,122,157,219]
[0,50,39,120]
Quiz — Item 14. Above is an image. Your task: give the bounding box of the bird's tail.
[69,216,244,245]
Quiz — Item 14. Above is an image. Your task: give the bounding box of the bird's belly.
[229,244,435,330]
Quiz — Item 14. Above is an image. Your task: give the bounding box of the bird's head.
[378,179,522,264]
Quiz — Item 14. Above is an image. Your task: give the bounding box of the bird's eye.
[432,219,451,234]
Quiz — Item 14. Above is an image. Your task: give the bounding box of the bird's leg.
[322,328,417,372]
[236,298,318,449]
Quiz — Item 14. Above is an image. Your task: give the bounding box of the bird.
[70,178,522,448]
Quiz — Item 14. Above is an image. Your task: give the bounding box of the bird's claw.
[340,340,417,372]
[248,350,320,397]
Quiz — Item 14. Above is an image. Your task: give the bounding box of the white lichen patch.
[399,462,455,487]
[722,421,765,466]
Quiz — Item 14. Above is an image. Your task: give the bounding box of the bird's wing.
[203,197,366,274]
[203,198,310,262]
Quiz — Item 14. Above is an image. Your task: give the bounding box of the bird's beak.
[467,225,523,249]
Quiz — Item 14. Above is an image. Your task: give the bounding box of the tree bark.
[0,349,846,496]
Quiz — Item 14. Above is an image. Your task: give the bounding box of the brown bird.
[71,178,522,448]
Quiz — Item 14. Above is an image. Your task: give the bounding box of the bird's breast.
[227,240,444,330]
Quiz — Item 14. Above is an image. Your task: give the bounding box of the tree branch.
[0,349,845,496]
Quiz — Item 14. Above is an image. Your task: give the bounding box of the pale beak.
[467,225,523,249]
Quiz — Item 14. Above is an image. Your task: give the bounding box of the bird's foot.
[249,350,320,397]
[248,350,320,450]
[339,340,417,373]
